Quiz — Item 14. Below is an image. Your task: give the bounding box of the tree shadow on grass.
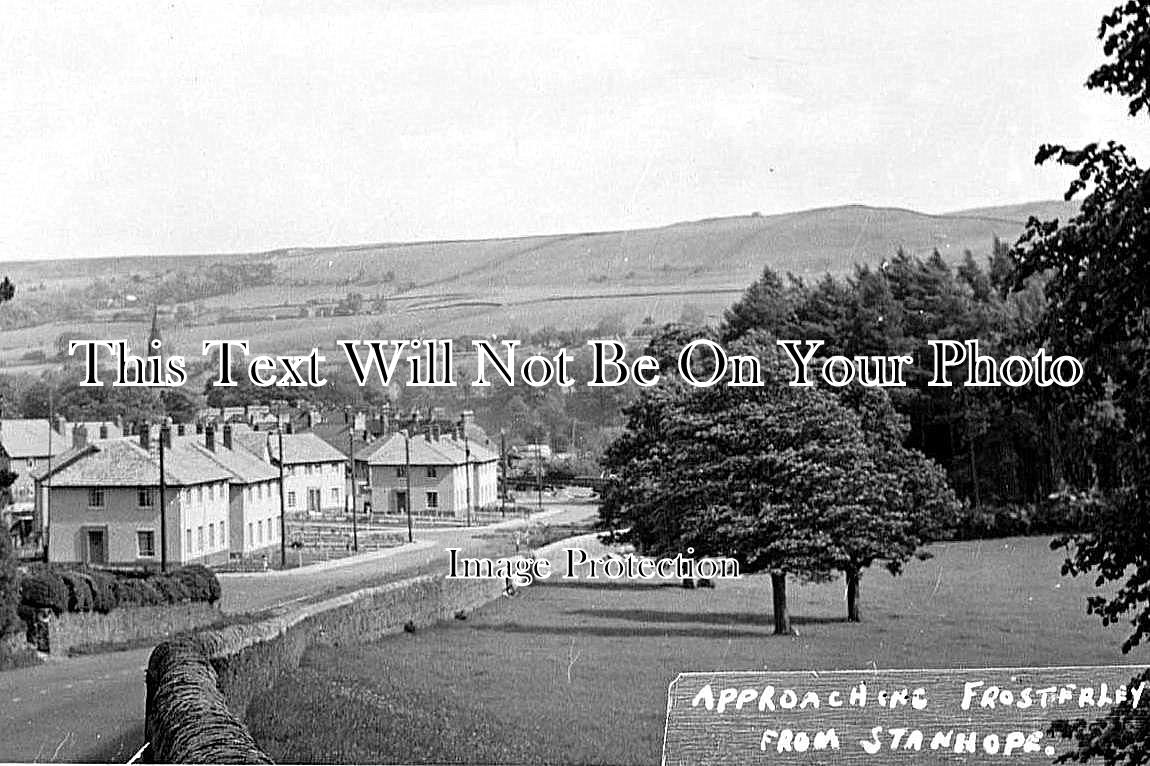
[566,607,849,627]
[466,621,771,640]
[533,579,683,592]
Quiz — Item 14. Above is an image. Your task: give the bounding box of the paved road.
[0,500,597,763]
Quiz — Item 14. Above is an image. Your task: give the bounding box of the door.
[307,488,321,514]
[396,491,407,514]
[86,529,108,565]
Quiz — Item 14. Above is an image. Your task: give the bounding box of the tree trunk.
[770,572,790,635]
[846,567,862,622]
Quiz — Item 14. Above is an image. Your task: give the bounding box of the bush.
[118,579,163,607]
[59,572,95,612]
[150,576,191,604]
[84,570,119,614]
[0,534,19,638]
[170,565,221,604]
[19,571,68,615]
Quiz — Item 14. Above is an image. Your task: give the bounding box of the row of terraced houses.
[0,410,499,568]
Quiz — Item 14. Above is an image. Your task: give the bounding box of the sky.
[2,1,1146,261]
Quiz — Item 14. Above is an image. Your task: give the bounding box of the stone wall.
[48,602,222,655]
[145,573,509,762]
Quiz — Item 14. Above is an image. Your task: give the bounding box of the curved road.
[0,500,596,763]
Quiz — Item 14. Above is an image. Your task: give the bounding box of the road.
[0,500,597,763]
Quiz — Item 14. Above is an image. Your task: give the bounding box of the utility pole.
[345,407,359,552]
[460,415,471,527]
[535,442,543,512]
[277,410,286,568]
[403,429,414,543]
[499,429,507,517]
[158,423,168,573]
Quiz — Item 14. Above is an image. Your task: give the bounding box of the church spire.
[147,305,162,357]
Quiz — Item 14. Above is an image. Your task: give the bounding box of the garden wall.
[47,601,222,655]
[144,572,510,763]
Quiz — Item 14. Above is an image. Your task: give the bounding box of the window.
[306,465,314,475]
[257,483,264,499]
[426,466,438,478]
[137,530,155,557]
[184,488,192,504]
[27,458,36,470]
[331,487,339,503]
[245,487,252,503]
[426,491,439,509]
[287,491,296,508]
[138,489,155,508]
[258,520,264,543]
[197,486,203,504]
[197,526,204,551]
[88,488,105,508]
[396,466,407,478]
[185,529,192,553]
[247,522,253,546]
[208,484,215,501]
[209,523,215,548]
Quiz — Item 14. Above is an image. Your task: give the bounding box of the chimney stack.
[222,424,233,450]
[72,424,88,449]
[205,423,216,452]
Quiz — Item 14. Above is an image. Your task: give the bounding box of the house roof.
[358,432,498,466]
[309,423,373,458]
[0,419,68,459]
[32,437,232,487]
[173,435,280,484]
[268,432,348,465]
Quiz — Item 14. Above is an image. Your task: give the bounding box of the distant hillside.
[0,200,1079,368]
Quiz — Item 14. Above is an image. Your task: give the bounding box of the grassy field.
[245,535,1147,764]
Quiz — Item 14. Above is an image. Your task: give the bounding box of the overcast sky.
[2,1,1145,261]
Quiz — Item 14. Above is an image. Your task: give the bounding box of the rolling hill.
[0,200,1078,367]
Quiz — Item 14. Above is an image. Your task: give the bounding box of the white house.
[358,431,498,518]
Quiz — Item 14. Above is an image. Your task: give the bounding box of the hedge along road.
[0,498,596,763]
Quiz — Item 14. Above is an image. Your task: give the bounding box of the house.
[177,424,283,558]
[357,430,498,518]
[267,432,349,517]
[32,427,233,567]
[0,418,122,546]
[309,421,374,512]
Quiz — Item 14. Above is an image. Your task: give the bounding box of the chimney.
[205,423,216,452]
[139,423,150,451]
[98,423,109,440]
[222,424,233,450]
[72,424,88,449]
[160,424,172,450]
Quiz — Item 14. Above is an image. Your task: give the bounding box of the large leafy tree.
[1010,3,1150,762]
[601,337,953,631]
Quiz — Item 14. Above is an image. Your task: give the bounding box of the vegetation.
[0,276,18,642]
[599,336,959,631]
[1007,3,1150,762]
[17,563,220,616]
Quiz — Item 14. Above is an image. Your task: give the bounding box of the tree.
[602,338,892,634]
[1010,4,1150,762]
[0,276,18,639]
[719,267,802,342]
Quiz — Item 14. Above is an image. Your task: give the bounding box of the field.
[246,535,1147,764]
[0,201,1080,371]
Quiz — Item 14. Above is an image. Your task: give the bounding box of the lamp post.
[402,428,414,543]
[345,407,359,552]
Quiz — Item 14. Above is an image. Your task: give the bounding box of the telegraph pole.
[499,429,507,517]
[535,443,543,512]
[403,429,414,543]
[277,411,286,568]
[158,422,168,572]
[460,415,471,527]
[345,407,358,552]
